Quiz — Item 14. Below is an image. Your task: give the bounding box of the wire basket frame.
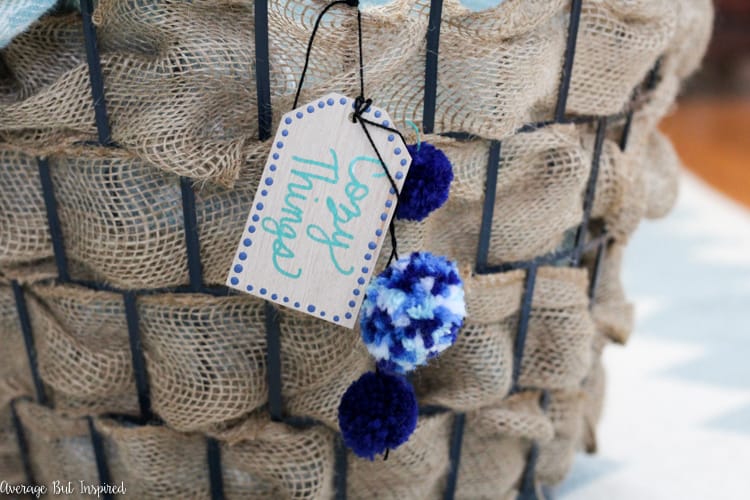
[5,0,666,499]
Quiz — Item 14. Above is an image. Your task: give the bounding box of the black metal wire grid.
[6,0,663,499]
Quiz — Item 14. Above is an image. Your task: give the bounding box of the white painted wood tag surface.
[227,93,411,328]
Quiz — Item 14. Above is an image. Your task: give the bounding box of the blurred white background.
[560,173,750,498]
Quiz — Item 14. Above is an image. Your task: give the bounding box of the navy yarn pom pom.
[396,142,453,222]
[338,371,418,460]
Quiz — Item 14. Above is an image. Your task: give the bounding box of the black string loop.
[295,1,415,267]
[352,103,401,265]
[352,96,372,121]
[356,7,365,99]
[293,0,357,109]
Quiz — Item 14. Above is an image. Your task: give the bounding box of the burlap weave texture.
[0,0,713,497]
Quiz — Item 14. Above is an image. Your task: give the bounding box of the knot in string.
[293,0,413,266]
[352,96,373,123]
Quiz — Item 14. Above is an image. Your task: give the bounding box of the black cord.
[294,0,359,109]
[352,97,401,265]
[294,0,411,267]
[356,8,365,99]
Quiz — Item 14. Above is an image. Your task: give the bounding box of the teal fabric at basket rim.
[0,0,57,48]
[0,0,503,49]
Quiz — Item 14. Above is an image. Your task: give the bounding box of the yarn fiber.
[396,142,454,222]
[338,370,419,460]
[360,252,466,374]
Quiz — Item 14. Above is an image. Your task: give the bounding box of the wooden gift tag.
[227,93,411,328]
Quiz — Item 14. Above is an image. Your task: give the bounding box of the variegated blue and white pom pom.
[360,252,466,374]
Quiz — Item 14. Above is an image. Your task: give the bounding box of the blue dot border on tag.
[228,95,407,324]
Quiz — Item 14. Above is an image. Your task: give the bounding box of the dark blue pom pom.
[338,371,418,460]
[397,142,453,222]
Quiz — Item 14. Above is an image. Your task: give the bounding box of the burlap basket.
[10,400,336,499]
[455,391,554,499]
[5,393,579,500]
[0,121,644,287]
[414,266,595,410]
[346,412,453,499]
[0,0,713,498]
[0,266,593,432]
[0,407,25,487]
[0,0,707,176]
[10,283,366,432]
[585,242,633,345]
